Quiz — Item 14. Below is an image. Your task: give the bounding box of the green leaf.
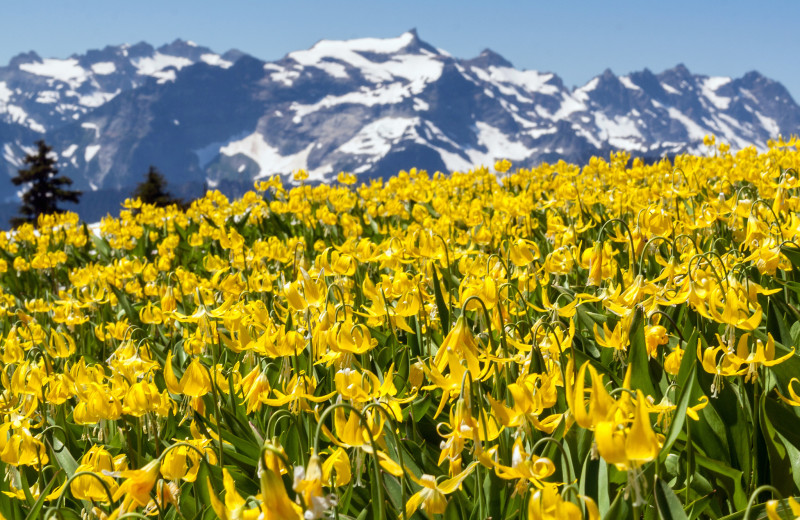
[109,285,137,324]
[18,468,35,507]
[605,488,632,519]
[654,476,689,520]
[687,495,714,520]
[694,453,747,511]
[91,234,112,262]
[52,434,78,478]
[24,470,62,520]
[432,267,450,336]
[780,244,800,270]
[760,396,800,496]
[718,497,800,520]
[676,330,699,390]
[444,496,462,520]
[597,457,610,517]
[196,463,214,512]
[661,364,697,457]
[627,305,660,399]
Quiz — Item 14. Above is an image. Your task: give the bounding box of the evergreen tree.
[132,166,183,208]
[11,140,82,227]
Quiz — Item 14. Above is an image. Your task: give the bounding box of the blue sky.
[3,1,799,100]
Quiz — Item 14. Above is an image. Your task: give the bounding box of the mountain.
[0,30,798,220]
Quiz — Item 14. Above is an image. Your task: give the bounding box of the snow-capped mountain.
[0,39,240,133]
[0,30,798,220]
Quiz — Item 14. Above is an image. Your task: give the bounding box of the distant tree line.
[10,140,186,227]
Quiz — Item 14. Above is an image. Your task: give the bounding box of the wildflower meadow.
[2,137,800,519]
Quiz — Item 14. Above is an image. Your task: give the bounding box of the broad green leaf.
[654,476,689,520]
[52,434,78,478]
[627,305,660,399]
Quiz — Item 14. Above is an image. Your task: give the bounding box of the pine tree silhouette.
[11,140,82,228]
[132,166,183,208]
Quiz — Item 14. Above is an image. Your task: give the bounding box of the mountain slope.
[0,30,798,220]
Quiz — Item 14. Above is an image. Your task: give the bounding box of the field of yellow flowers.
[2,137,800,519]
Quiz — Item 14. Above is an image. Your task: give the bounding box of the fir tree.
[11,140,82,227]
[132,166,183,208]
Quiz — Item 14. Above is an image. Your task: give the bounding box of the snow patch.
[594,113,643,150]
[78,90,119,108]
[91,62,116,75]
[528,126,558,139]
[291,81,427,120]
[701,77,731,110]
[289,33,442,85]
[62,144,78,158]
[754,111,780,137]
[339,117,419,156]
[311,61,349,79]
[220,132,314,179]
[465,122,531,166]
[667,107,707,140]
[269,67,301,86]
[552,93,586,119]
[19,58,89,88]
[661,83,679,95]
[133,53,192,82]
[193,132,251,169]
[619,76,641,91]
[155,69,176,84]
[81,122,100,138]
[575,78,599,99]
[35,90,60,104]
[3,144,20,167]
[85,145,101,162]
[200,54,233,68]
[290,32,417,64]
[0,82,12,104]
[740,89,759,103]
[6,105,45,132]
[475,66,559,97]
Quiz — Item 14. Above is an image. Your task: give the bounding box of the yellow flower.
[406,461,478,517]
[209,468,272,520]
[585,241,604,287]
[733,333,795,383]
[139,301,163,324]
[337,171,357,185]
[0,422,49,467]
[321,447,351,487]
[766,497,800,520]
[180,357,213,397]
[624,390,661,464]
[778,378,800,407]
[433,316,482,377]
[70,445,125,503]
[644,324,668,357]
[113,458,161,508]
[495,159,512,173]
[528,485,599,520]
[160,439,217,482]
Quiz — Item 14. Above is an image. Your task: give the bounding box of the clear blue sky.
[2,1,799,100]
